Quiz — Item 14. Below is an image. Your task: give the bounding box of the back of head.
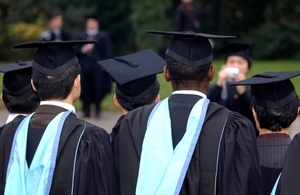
[98,49,165,112]
[13,41,95,101]
[232,71,300,132]
[146,30,235,89]
[0,61,39,113]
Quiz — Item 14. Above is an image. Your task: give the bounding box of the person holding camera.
[207,43,255,126]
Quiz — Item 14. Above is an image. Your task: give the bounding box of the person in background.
[40,13,70,41]
[76,15,113,118]
[0,41,118,195]
[174,0,201,32]
[0,61,39,135]
[230,71,300,195]
[207,43,255,127]
[113,30,262,195]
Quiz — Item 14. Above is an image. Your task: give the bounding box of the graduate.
[98,49,165,154]
[0,61,39,124]
[207,43,255,124]
[114,31,263,195]
[230,71,300,195]
[0,41,118,195]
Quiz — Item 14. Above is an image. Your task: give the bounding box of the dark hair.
[166,56,211,88]
[116,83,160,112]
[32,63,81,101]
[252,97,299,132]
[2,89,39,114]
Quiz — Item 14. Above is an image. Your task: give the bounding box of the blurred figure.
[76,15,113,118]
[40,13,70,41]
[174,0,201,32]
[207,43,255,126]
[231,71,300,195]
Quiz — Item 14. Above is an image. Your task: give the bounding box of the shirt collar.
[172,90,207,98]
[40,101,76,114]
[6,113,27,124]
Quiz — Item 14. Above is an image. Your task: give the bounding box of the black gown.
[0,105,118,195]
[76,30,113,117]
[113,94,263,195]
[275,133,300,195]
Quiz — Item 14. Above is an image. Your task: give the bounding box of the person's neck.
[259,127,290,135]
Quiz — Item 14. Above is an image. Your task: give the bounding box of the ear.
[155,94,160,103]
[164,66,171,82]
[0,93,3,105]
[252,107,258,121]
[74,75,81,91]
[113,94,121,107]
[207,65,215,81]
[31,79,37,92]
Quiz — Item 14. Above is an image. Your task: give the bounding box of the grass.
[1,59,300,110]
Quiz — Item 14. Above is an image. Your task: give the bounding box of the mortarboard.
[146,30,236,67]
[230,71,300,108]
[218,43,255,68]
[98,49,166,102]
[0,61,33,96]
[13,40,96,76]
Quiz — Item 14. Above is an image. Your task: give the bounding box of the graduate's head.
[231,71,300,132]
[147,30,235,91]
[0,61,39,114]
[13,40,96,102]
[218,43,255,75]
[98,49,165,113]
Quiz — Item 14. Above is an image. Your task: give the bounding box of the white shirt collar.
[172,90,207,98]
[40,101,76,114]
[6,113,27,124]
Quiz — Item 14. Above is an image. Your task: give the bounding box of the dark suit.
[76,30,113,117]
[40,29,70,41]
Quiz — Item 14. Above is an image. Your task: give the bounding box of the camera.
[225,67,239,78]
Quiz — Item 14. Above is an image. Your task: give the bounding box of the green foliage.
[129,0,173,54]
[244,0,300,59]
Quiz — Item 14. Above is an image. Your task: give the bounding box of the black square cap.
[98,49,165,101]
[230,71,300,108]
[0,61,33,96]
[218,43,255,68]
[13,40,96,76]
[146,30,236,67]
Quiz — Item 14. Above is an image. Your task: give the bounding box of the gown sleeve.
[74,124,119,195]
[276,133,300,195]
[217,112,263,195]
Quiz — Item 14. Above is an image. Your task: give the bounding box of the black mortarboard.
[218,43,255,68]
[0,61,32,96]
[230,71,300,108]
[13,41,96,76]
[98,49,165,101]
[146,30,235,67]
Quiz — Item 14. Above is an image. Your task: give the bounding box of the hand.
[216,65,229,87]
[234,72,247,95]
[82,44,94,54]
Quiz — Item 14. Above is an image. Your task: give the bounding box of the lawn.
[0,59,299,110]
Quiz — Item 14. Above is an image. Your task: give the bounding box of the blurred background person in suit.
[76,15,113,118]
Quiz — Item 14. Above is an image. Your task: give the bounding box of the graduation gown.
[0,105,118,195]
[275,133,300,195]
[207,83,254,125]
[113,94,263,195]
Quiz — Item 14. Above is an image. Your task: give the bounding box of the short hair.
[32,63,81,101]
[2,89,39,114]
[252,97,299,132]
[116,83,160,112]
[166,56,211,88]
